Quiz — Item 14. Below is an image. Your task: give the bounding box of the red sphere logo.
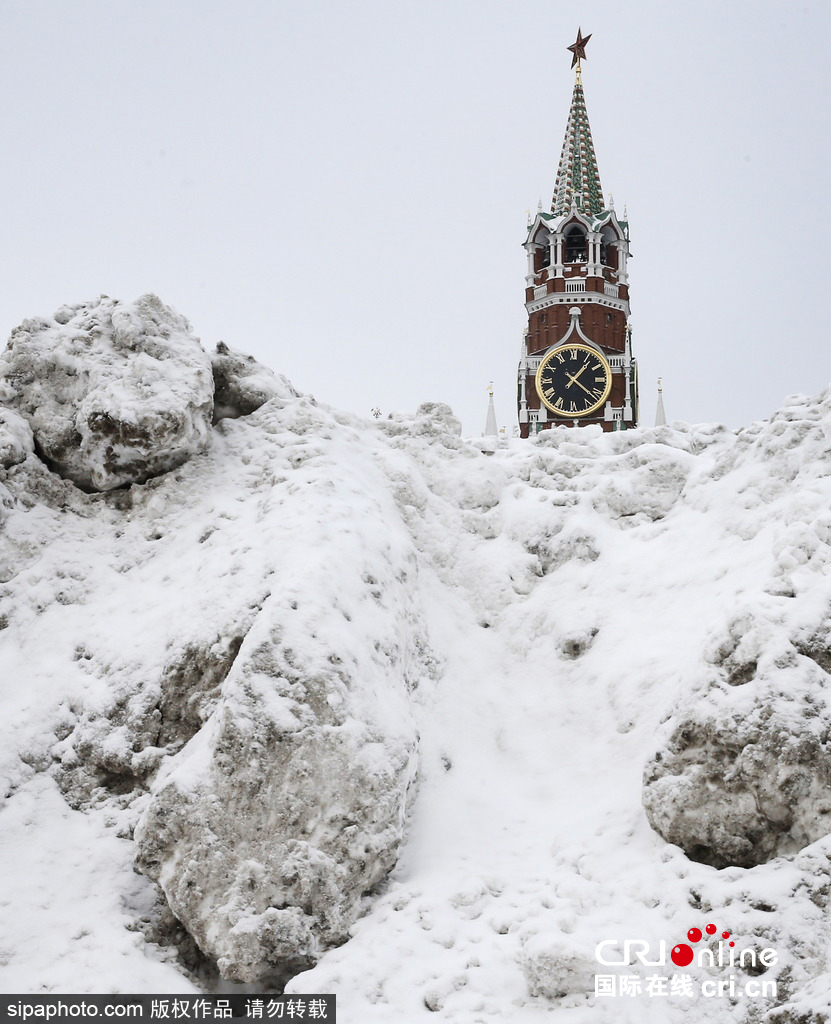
[670,943,694,967]
[687,927,702,943]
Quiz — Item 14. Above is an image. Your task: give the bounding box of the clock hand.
[565,372,594,398]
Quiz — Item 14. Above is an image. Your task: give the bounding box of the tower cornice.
[524,207,629,246]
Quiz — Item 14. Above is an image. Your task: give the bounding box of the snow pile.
[0,294,213,491]
[1,298,831,1022]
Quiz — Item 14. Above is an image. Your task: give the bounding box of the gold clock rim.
[534,343,613,418]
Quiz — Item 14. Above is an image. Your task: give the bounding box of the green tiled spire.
[550,70,605,219]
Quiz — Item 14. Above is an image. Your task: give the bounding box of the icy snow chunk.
[134,607,420,984]
[380,402,464,444]
[414,402,462,437]
[211,340,298,423]
[518,933,595,998]
[0,294,213,491]
[0,408,34,470]
[643,610,831,867]
[592,444,693,522]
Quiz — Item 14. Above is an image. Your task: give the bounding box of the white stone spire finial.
[484,383,498,438]
[655,378,667,427]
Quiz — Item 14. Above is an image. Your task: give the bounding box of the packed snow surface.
[1,297,831,1023]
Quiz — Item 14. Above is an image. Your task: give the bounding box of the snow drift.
[2,294,831,1023]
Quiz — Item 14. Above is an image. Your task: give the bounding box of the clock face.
[535,343,612,418]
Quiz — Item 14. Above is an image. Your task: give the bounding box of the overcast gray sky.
[0,0,828,435]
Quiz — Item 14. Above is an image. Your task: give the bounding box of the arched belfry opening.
[599,225,619,270]
[564,225,588,263]
[533,228,552,272]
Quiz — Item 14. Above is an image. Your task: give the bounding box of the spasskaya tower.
[517,29,637,436]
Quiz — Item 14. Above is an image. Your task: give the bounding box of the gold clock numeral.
[569,401,577,412]
[591,387,603,399]
[555,352,565,364]
[568,348,578,360]
[554,397,564,410]
[543,387,555,399]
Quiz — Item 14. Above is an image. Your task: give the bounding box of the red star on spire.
[567,27,592,68]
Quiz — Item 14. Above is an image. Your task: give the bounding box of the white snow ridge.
[1,295,831,1023]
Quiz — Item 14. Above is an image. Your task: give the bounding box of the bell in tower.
[517,29,638,436]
